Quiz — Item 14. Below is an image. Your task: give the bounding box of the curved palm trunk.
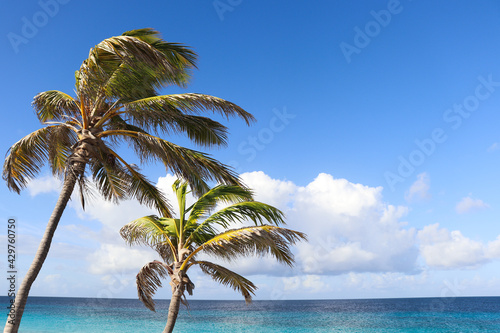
[163,286,184,333]
[3,162,84,333]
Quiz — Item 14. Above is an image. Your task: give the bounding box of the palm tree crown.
[120,180,306,333]
[2,28,254,333]
[3,28,254,214]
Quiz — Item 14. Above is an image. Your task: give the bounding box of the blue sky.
[2,0,500,301]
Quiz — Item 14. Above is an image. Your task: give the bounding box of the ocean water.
[2,296,500,332]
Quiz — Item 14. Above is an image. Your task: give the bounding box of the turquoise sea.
[3,296,500,332]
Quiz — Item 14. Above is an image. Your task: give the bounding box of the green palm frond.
[203,202,285,227]
[122,28,197,66]
[136,260,172,312]
[197,261,256,304]
[77,31,197,102]
[47,125,78,176]
[99,130,242,196]
[192,226,306,267]
[187,184,254,224]
[90,160,128,203]
[126,93,254,126]
[120,215,177,260]
[3,125,72,193]
[32,90,81,122]
[186,202,286,247]
[124,96,230,146]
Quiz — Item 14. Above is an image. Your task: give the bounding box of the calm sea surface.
[2,296,500,332]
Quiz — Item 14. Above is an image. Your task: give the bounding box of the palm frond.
[122,28,197,69]
[122,161,172,217]
[3,126,62,193]
[197,260,256,304]
[136,260,171,312]
[77,32,196,102]
[89,144,172,216]
[32,90,81,122]
[99,131,242,196]
[47,125,78,177]
[90,160,128,203]
[195,226,306,267]
[120,215,177,260]
[203,202,285,227]
[124,96,230,146]
[187,184,254,224]
[186,202,286,247]
[126,93,255,128]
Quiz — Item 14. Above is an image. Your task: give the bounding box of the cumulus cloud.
[27,175,62,196]
[455,196,489,214]
[405,172,430,202]
[242,172,419,275]
[61,171,500,281]
[418,224,494,269]
[87,244,158,275]
[66,174,181,275]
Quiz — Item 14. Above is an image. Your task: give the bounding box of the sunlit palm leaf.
[32,90,81,122]
[124,96,230,146]
[136,260,171,312]
[100,131,242,196]
[187,202,286,246]
[197,261,256,304]
[90,160,128,203]
[126,93,254,128]
[3,126,58,193]
[78,31,196,102]
[198,226,306,267]
[47,125,78,177]
[120,216,177,258]
[187,185,255,224]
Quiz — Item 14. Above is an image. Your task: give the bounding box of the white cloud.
[240,171,296,208]
[281,275,328,294]
[87,243,158,275]
[27,175,62,196]
[242,172,418,275]
[418,224,489,269]
[455,196,489,214]
[405,172,430,202]
[59,171,500,285]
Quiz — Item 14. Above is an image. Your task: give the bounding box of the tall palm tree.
[120,180,306,333]
[2,29,254,333]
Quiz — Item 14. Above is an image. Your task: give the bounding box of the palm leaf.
[126,93,255,128]
[190,226,306,267]
[197,260,256,304]
[77,33,196,102]
[32,90,81,122]
[99,130,242,196]
[124,96,230,146]
[120,215,177,260]
[186,202,286,247]
[187,184,254,223]
[3,126,60,193]
[136,260,171,312]
[47,125,78,177]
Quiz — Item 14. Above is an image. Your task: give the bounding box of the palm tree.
[2,29,254,333]
[120,180,306,333]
